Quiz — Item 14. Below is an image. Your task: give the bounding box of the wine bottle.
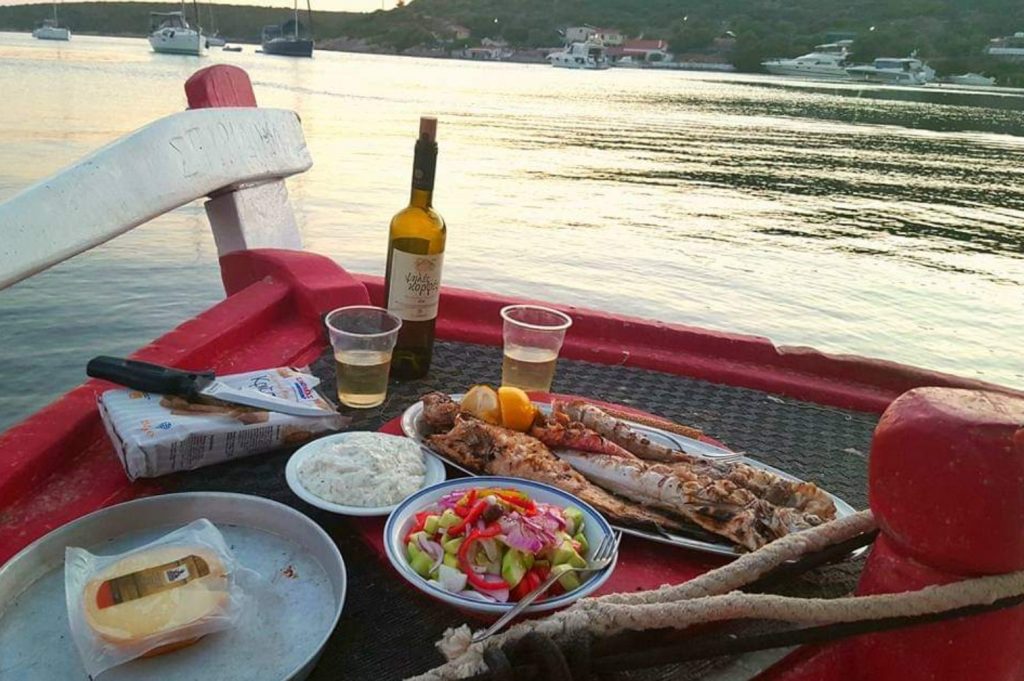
[384,117,447,380]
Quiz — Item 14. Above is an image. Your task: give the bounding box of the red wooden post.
[854,388,1024,681]
[185,65,258,109]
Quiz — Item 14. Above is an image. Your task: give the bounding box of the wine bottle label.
[387,250,444,322]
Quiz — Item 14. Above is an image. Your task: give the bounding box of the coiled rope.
[405,510,1024,680]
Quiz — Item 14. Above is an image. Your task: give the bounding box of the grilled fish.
[419,392,835,548]
[555,400,694,463]
[670,462,836,519]
[428,416,693,533]
[421,391,461,432]
[557,450,824,551]
[554,400,836,519]
[529,411,636,459]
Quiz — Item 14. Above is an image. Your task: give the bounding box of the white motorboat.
[32,2,70,41]
[32,19,70,41]
[762,42,852,80]
[846,57,935,86]
[944,73,996,87]
[613,56,644,69]
[149,5,205,56]
[548,41,610,70]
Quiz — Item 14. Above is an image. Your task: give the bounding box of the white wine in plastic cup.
[335,350,391,408]
[501,345,558,392]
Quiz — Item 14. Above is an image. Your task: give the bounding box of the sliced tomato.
[510,577,531,601]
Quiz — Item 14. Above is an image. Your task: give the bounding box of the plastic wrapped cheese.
[65,519,250,677]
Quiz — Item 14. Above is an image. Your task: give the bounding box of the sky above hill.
[0,0,395,11]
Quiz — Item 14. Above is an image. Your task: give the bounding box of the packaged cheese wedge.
[65,519,250,677]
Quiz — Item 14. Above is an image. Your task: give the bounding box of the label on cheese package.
[95,554,211,609]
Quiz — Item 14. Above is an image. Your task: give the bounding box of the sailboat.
[261,0,314,57]
[32,0,70,41]
[205,2,226,47]
[148,0,205,56]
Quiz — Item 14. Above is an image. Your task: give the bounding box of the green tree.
[526,27,559,46]
[503,24,529,45]
[669,17,717,54]
[387,24,433,51]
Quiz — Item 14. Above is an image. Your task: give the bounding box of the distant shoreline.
[2,29,737,69]
[0,28,262,44]
[5,30,1019,86]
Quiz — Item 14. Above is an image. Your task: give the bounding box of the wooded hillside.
[2,0,1021,77]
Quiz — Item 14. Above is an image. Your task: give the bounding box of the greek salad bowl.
[383,476,617,616]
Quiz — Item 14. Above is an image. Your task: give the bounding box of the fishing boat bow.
[0,65,1021,681]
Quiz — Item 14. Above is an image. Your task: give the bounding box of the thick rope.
[435,510,875,663]
[601,510,878,606]
[579,570,1024,636]
[412,571,1024,681]
[404,510,1024,681]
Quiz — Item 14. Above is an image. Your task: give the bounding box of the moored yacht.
[548,41,611,70]
[32,2,70,41]
[260,0,314,58]
[32,19,70,41]
[148,4,205,56]
[846,57,935,85]
[762,41,852,80]
[944,72,996,87]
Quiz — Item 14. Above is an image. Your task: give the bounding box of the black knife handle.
[86,356,215,398]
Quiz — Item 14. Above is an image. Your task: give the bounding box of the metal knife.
[86,356,337,418]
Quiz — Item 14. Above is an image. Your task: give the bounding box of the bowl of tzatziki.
[286,432,446,516]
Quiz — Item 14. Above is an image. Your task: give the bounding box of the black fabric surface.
[167,340,878,680]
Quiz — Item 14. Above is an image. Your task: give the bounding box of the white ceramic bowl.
[383,476,617,616]
[286,432,446,516]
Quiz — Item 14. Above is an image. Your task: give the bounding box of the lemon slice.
[498,386,537,432]
[460,385,502,425]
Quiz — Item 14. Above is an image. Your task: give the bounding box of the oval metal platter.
[0,492,346,681]
[400,396,860,558]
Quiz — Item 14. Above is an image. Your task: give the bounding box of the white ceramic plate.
[384,476,618,616]
[286,432,446,516]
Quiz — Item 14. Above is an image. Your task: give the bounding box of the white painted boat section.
[205,181,302,255]
[0,107,312,290]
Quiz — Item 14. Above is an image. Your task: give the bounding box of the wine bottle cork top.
[419,117,437,142]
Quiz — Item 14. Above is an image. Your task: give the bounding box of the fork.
[471,531,620,643]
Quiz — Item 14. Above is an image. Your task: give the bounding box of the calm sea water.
[1,33,1022,431]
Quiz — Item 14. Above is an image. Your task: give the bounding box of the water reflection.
[530,114,1024,279]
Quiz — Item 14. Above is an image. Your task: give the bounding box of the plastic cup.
[500,305,573,392]
[325,306,402,408]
